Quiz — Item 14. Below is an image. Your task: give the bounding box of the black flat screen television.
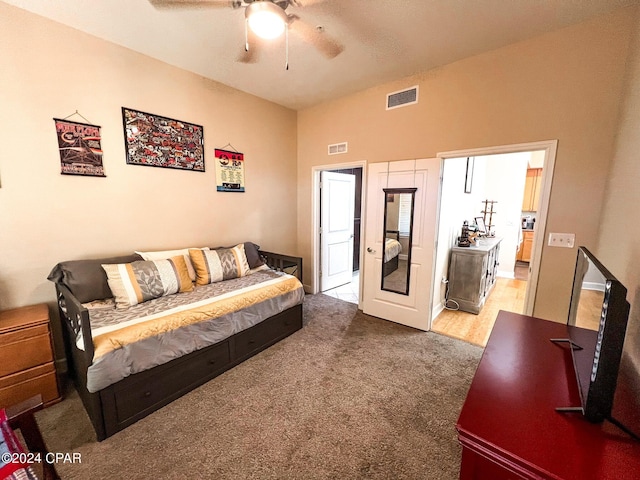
[563,247,630,424]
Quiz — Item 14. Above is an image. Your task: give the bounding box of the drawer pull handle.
[248,340,256,345]
[144,391,151,397]
[208,359,217,365]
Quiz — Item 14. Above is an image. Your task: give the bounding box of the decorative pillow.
[47,254,143,303]
[242,242,264,269]
[189,244,250,286]
[135,247,209,282]
[102,255,193,308]
[210,242,264,269]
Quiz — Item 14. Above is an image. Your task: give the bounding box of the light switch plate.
[548,233,575,248]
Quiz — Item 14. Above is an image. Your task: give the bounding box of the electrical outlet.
[548,233,575,248]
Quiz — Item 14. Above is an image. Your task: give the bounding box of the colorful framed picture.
[54,118,106,177]
[122,107,204,172]
[215,148,245,192]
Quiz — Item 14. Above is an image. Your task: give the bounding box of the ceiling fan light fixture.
[246,2,287,40]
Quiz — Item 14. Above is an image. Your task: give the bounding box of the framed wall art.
[122,107,204,172]
[54,118,105,177]
[215,148,245,192]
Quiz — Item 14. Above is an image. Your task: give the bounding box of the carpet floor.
[36,293,482,479]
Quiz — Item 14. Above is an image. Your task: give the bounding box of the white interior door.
[362,159,440,331]
[321,171,356,291]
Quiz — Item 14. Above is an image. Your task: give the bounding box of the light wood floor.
[432,277,527,347]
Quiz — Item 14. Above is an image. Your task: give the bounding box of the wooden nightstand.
[0,304,61,409]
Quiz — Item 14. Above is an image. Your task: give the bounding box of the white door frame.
[320,171,356,292]
[437,139,558,316]
[311,160,367,303]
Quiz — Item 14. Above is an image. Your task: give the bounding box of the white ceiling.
[4,0,637,110]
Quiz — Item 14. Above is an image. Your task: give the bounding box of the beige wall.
[1,2,637,334]
[0,2,298,318]
[298,6,637,322]
[597,12,640,364]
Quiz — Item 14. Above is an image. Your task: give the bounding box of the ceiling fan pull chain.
[244,18,249,52]
[285,23,289,70]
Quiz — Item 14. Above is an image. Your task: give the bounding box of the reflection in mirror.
[381,188,417,295]
[569,250,607,331]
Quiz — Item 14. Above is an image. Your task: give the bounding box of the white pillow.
[136,247,209,282]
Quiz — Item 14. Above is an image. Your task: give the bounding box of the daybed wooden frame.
[55,251,303,441]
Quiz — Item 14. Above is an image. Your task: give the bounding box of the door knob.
[367,247,375,253]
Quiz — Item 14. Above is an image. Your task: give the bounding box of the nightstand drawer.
[0,304,60,408]
[0,362,54,388]
[0,364,59,408]
[0,332,54,377]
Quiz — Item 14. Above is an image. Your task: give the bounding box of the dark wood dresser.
[0,304,61,408]
[456,310,640,479]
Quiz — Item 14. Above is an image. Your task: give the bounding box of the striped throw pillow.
[102,255,193,308]
[189,244,250,286]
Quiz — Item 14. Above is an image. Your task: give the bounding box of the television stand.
[549,337,583,350]
[456,311,640,479]
[549,338,585,414]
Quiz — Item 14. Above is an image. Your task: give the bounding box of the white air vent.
[328,142,348,155]
[386,86,419,110]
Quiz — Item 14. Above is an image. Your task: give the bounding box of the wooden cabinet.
[447,238,501,314]
[522,168,542,211]
[0,304,61,408]
[457,311,640,479]
[517,230,534,262]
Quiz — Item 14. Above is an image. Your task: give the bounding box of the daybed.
[48,243,304,440]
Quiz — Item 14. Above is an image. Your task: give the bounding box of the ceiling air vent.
[386,85,419,110]
[328,142,348,155]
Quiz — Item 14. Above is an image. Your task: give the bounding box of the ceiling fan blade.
[289,17,344,59]
[149,0,238,9]
[292,0,330,6]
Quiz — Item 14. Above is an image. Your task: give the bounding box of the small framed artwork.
[54,118,106,177]
[215,148,245,192]
[122,107,204,172]
[464,157,474,193]
[475,216,487,234]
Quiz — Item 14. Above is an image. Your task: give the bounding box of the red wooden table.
[456,310,640,480]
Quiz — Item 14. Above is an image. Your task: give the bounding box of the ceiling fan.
[148,0,345,66]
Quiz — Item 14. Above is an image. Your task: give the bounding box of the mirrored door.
[362,159,440,331]
[381,188,417,295]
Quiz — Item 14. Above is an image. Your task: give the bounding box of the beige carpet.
[35,294,482,479]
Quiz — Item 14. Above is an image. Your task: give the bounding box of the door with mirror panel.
[362,159,440,331]
[381,188,416,295]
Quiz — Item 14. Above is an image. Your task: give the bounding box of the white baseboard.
[497,270,515,279]
[432,302,444,322]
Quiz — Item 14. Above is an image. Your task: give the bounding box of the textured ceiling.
[3,0,637,110]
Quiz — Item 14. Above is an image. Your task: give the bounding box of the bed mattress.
[384,238,402,262]
[81,269,304,392]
